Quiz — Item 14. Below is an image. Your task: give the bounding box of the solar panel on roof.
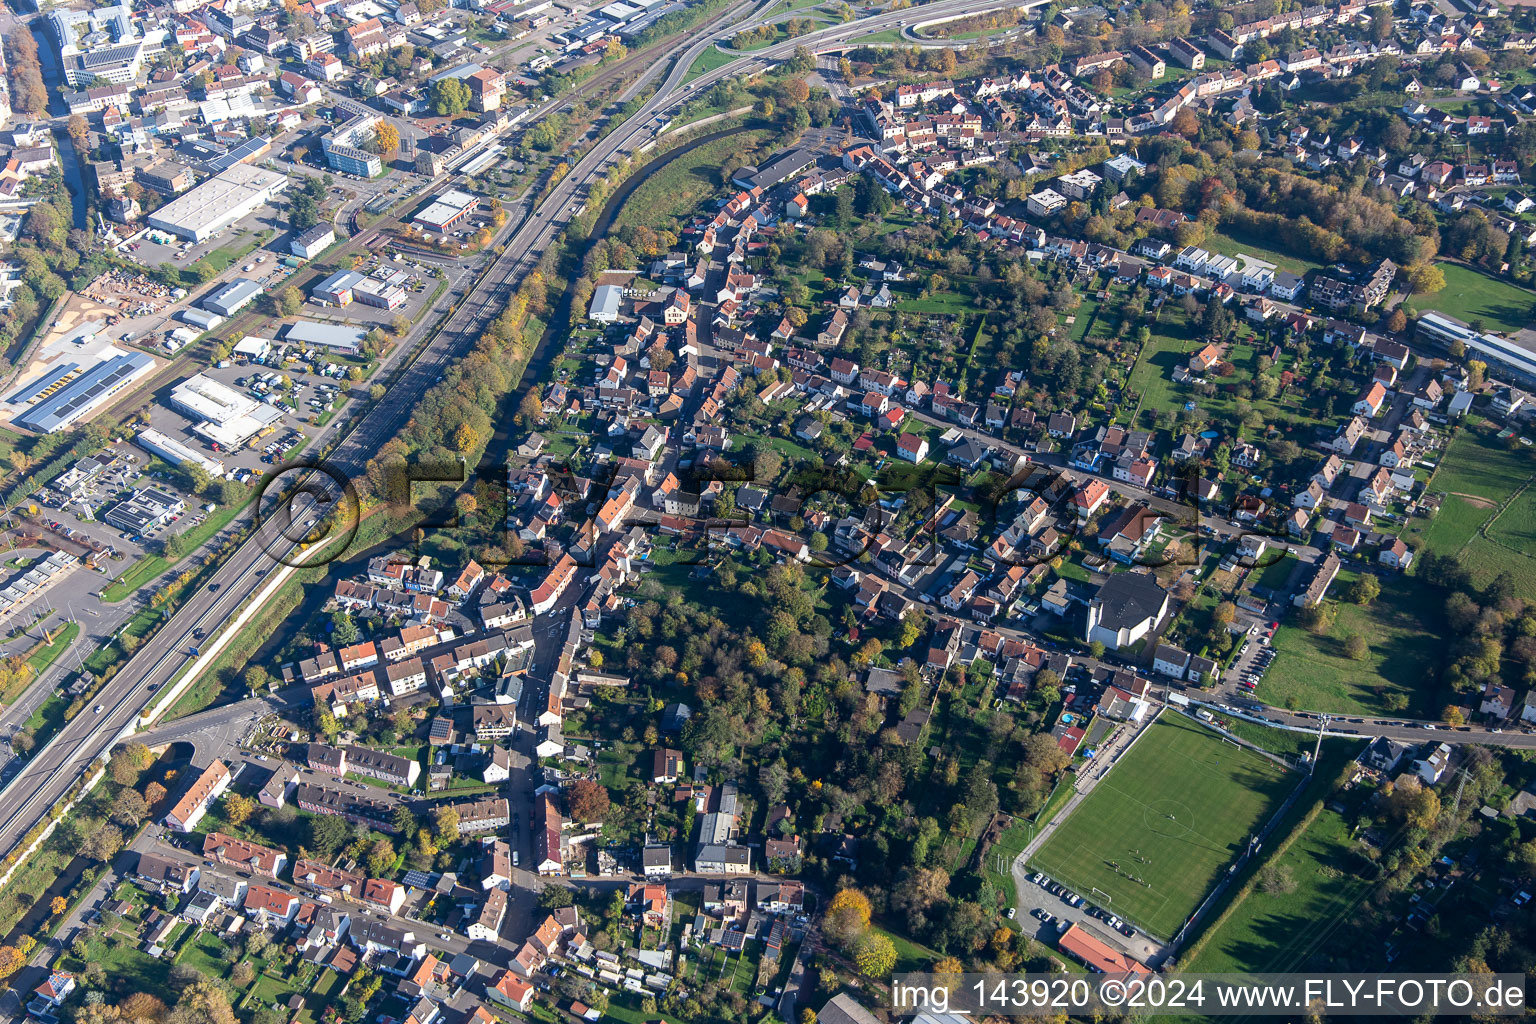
[8,362,82,405]
[16,353,153,432]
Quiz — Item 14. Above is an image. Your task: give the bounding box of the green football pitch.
[1028,713,1295,939]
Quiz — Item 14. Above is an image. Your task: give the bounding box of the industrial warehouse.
[2,324,157,434]
[311,269,409,310]
[135,427,227,477]
[169,373,284,448]
[412,190,478,235]
[146,164,289,243]
[203,278,265,318]
[284,320,366,354]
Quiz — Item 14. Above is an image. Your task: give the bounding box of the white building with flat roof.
[147,164,289,242]
[233,336,272,360]
[168,373,283,447]
[1026,189,1067,217]
[413,189,478,234]
[135,427,226,477]
[203,278,264,317]
[285,320,366,354]
[291,224,335,259]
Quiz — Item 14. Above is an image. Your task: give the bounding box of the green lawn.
[1405,428,1536,592]
[1264,571,1441,716]
[1456,534,1536,598]
[23,692,67,741]
[1203,229,1318,277]
[871,922,942,971]
[684,44,740,83]
[1417,262,1536,335]
[1125,313,1201,420]
[188,230,275,278]
[892,283,978,315]
[59,935,177,1006]
[1201,710,1325,762]
[612,130,772,233]
[1121,297,1335,429]
[984,818,1035,917]
[1028,714,1295,939]
[1409,493,1492,556]
[1430,426,1534,499]
[603,997,685,1024]
[1251,552,1299,594]
[919,21,1023,39]
[0,428,22,492]
[727,20,828,51]
[1184,805,1367,973]
[179,930,237,981]
[1488,479,1536,549]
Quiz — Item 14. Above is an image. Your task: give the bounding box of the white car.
[93,705,103,714]
[1006,907,1016,920]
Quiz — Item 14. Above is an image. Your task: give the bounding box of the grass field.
[1263,571,1441,716]
[1431,427,1534,499]
[1203,229,1318,276]
[1184,805,1365,973]
[1458,535,1536,597]
[683,44,739,83]
[1209,713,1324,762]
[17,620,79,684]
[1125,315,1200,421]
[611,129,771,233]
[0,623,81,706]
[1028,714,1294,939]
[985,818,1035,918]
[1123,307,1329,429]
[1488,482,1536,552]
[1417,263,1536,335]
[188,230,275,279]
[1407,428,1536,592]
[872,922,942,971]
[1251,552,1299,594]
[1409,493,1493,554]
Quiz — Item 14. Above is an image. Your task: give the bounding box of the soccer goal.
[1091,887,1113,904]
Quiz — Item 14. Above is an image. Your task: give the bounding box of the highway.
[0,0,1032,879]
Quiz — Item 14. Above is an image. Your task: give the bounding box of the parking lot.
[299,251,441,328]
[1017,871,1167,966]
[1226,621,1279,694]
[141,354,359,479]
[30,447,181,553]
[43,478,211,552]
[124,194,295,274]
